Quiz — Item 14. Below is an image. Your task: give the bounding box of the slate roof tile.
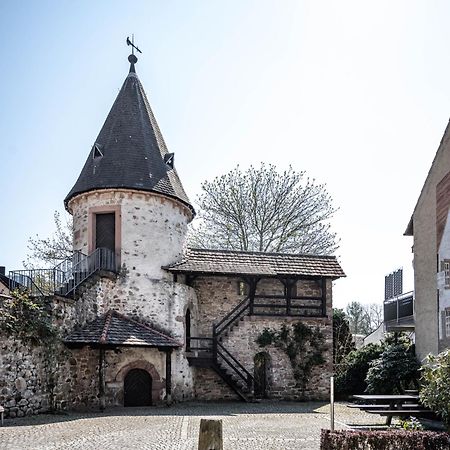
[65,58,193,214]
[165,248,345,279]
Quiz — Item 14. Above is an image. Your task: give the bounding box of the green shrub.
[365,334,420,394]
[0,289,56,343]
[321,430,450,450]
[420,349,450,430]
[256,323,327,397]
[335,343,382,399]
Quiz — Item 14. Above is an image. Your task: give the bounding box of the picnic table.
[350,394,431,425]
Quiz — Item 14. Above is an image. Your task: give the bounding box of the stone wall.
[192,275,333,401]
[194,368,239,401]
[0,335,50,418]
[221,315,333,400]
[68,189,192,280]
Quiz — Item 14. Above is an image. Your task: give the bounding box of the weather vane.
[126,35,142,55]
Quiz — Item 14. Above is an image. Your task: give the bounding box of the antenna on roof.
[126,35,142,55]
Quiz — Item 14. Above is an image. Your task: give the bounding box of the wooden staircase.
[187,296,254,402]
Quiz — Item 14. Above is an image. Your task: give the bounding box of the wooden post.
[321,278,327,317]
[330,376,335,431]
[165,348,172,405]
[198,419,223,450]
[98,348,106,411]
[249,277,257,315]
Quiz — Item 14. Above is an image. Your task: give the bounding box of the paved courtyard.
[0,401,386,450]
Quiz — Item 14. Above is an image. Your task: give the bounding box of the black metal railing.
[216,341,253,391]
[9,248,116,297]
[214,296,250,335]
[186,336,213,354]
[58,247,116,296]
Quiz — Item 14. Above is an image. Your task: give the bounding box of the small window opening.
[445,309,450,337]
[92,143,103,159]
[238,281,249,296]
[442,260,450,289]
[164,152,174,169]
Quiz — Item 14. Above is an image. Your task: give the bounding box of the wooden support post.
[321,278,327,317]
[286,279,293,316]
[165,348,172,405]
[249,277,257,315]
[98,348,106,411]
[198,419,223,450]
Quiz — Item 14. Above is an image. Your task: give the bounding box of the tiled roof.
[65,56,193,215]
[64,310,180,348]
[165,248,345,279]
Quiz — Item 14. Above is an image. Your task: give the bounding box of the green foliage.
[0,289,57,343]
[335,343,383,399]
[321,430,450,450]
[333,308,355,366]
[25,210,73,269]
[256,322,327,396]
[365,333,420,394]
[399,417,424,431]
[420,349,450,429]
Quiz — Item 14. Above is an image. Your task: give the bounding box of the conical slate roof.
[65,55,194,215]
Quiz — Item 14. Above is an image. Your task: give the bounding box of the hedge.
[321,430,450,450]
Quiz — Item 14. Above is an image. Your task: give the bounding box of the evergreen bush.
[335,343,382,399]
[365,334,420,394]
[420,349,450,430]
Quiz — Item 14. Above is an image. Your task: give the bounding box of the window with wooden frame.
[446,309,450,338]
[442,260,450,289]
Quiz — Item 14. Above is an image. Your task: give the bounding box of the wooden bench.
[350,394,424,425]
[347,404,420,410]
[366,409,433,416]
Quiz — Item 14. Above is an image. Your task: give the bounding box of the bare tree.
[366,303,383,332]
[189,164,339,255]
[345,301,384,335]
[24,211,73,268]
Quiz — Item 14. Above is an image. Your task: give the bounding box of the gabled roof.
[404,119,450,236]
[65,55,193,215]
[64,310,181,348]
[165,248,345,279]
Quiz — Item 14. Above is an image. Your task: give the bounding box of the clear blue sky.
[1,1,450,308]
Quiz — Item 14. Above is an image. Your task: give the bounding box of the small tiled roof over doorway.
[64,310,180,348]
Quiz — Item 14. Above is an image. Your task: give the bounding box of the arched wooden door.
[254,352,270,399]
[124,368,152,406]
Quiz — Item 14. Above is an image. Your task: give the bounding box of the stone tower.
[64,52,198,404]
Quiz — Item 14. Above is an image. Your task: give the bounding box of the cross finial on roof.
[126,35,142,73]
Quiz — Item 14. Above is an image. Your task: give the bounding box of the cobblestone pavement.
[0,401,387,450]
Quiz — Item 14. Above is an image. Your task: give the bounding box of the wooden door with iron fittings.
[124,368,152,406]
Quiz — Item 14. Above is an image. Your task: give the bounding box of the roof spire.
[126,35,142,73]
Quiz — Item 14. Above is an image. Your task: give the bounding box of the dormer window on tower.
[92,143,103,160]
[164,153,174,170]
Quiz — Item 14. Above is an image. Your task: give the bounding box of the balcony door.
[95,213,116,253]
